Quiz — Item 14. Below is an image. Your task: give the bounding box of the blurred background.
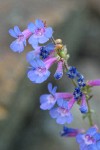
[0,0,100,149]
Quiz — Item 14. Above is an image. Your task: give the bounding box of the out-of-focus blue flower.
[76,125,100,150]
[73,87,83,100]
[27,58,50,83]
[54,61,63,80]
[40,83,57,110]
[61,126,83,137]
[9,27,31,53]
[28,19,53,48]
[67,66,78,79]
[49,98,73,124]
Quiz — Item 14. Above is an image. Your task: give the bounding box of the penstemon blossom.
[9,19,100,150]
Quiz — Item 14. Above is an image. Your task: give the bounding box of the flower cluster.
[9,19,100,150]
[40,83,74,124]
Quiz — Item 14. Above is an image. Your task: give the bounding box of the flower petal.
[39,36,48,44]
[45,27,53,38]
[9,29,17,38]
[10,40,24,53]
[27,70,37,82]
[65,113,73,124]
[14,26,21,35]
[26,50,40,63]
[87,127,97,136]
[28,22,36,33]
[35,19,44,28]
[35,70,50,83]
[28,35,38,48]
[56,116,68,124]
[40,94,49,104]
[49,108,59,118]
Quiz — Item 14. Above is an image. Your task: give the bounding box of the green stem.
[86,98,93,126]
[51,37,56,45]
[51,36,93,127]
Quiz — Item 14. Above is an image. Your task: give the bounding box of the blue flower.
[76,126,100,150]
[49,98,73,124]
[61,126,82,137]
[28,19,53,48]
[67,66,78,79]
[27,58,50,83]
[40,83,57,110]
[73,87,83,100]
[9,26,27,53]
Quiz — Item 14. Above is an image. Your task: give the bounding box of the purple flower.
[40,83,57,110]
[76,125,100,150]
[49,98,73,124]
[9,26,32,53]
[79,94,88,114]
[28,19,53,48]
[27,57,57,83]
[54,61,63,80]
[87,79,100,87]
[61,126,83,137]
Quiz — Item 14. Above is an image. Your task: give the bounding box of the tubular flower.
[9,26,32,53]
[61,126,84,137]
[28,19,53,48]
[76,125,100,150]
[54,60,64,80]
[79,94,88,114]
[87,79,100,87]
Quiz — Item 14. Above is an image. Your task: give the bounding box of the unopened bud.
[55,39,62,44]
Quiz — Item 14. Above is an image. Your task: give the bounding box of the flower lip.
[83,134,96,145]
[57,107,68,117]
